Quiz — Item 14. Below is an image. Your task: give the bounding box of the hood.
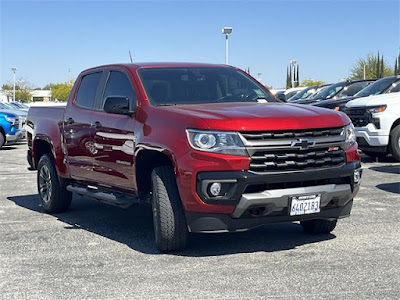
[0,109,27,117]
[0,111,18,118]
[158,102,350,131]
[346,93,400,108]
[313,96,356,107]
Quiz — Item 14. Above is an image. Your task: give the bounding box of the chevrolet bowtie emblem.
[290,138,315,149]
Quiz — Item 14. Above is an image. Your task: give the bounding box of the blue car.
[0,111,24,148]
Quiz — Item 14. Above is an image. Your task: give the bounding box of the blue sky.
[1,0,399,89]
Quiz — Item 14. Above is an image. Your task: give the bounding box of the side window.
[102,71,136,109]
[75,72,102,109]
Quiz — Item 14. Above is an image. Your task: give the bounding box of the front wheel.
[389,125,400,161]
[151,166,188,252]
[301,219,337,234]
[0,133,5,149]
[37,154,72,213]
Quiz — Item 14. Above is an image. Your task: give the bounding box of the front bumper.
[355,125,389,147]
[187,162,361,233]
[186,199,353,233]
[6,131,24,143]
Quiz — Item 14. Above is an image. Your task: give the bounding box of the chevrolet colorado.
[26,63,362,251]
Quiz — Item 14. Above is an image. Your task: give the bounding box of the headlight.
[342,124,356,149]
[4,116,16,124]
[186,129,248,156]
[367,105,386,113]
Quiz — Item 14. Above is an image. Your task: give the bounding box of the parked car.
[0,111,24,148]
[0,103,27,139]
[276,87,307,101]
[345,92,400,160]
[287,84,331,102]
[294,79,375,105]
[313,76,400,111]
[10,102,29,111]
[27,62,361,251]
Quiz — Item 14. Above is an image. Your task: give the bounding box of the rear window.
[75,72,102,109]
[137,67,276,106]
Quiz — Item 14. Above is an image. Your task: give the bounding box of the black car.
[294,79,376,105]
[312,76,400,111]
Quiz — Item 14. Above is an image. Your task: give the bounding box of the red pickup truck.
[26,63,362,251]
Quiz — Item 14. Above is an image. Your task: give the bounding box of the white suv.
[345,92,400,161]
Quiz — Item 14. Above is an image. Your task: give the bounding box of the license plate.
[290,194,321,216]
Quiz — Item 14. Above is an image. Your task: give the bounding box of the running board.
[66,184,140,208]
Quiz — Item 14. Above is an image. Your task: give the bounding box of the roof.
[84,62,233,72]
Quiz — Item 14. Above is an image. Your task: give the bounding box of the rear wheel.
[389,125,400,161]
[301,219,337,234]
[0,133,5,149]
[37,154,72,213]
[151,166,188,252]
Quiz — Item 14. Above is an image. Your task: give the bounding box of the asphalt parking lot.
[0,142,399,300]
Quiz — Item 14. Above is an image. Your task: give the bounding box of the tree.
[349,52,392,80]
[296,65,300,87]
[44,80,74,101]
[300,78,326,87]
[394,57,398,75]
[1,77,33,102]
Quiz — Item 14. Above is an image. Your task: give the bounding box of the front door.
[91,70,137,192]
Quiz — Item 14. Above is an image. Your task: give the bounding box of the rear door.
[91,69,138,192]
[63,71,105,181]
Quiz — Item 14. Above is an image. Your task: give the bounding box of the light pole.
[11,67,17,102]
[221,27,232,65]
[289,60,296,88]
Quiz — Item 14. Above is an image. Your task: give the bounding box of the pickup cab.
[26,63,362,251]
[345,92,400,160]
[0,111,24,148]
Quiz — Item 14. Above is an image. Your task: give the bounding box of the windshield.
[0,103,14,109]
[337,81,373,98]
[355,77,397,97]
[310,82,345,100]
[137,67,276,106]
[288,85,318,101]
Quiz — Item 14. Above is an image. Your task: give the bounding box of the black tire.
[0,132,5,149]
[37,154,72,213]
[151,166,188,252]
[389,125,400,161]
[301,219,337,234]
[362,150,387,158]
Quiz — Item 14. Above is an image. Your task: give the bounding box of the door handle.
[65,117,74,124]
[91,121,102,129]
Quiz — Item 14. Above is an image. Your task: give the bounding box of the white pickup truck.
[345,93,400,160]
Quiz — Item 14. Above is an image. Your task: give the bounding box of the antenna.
[129,51,133,63]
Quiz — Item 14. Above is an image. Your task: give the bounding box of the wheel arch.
[135,149,176,200]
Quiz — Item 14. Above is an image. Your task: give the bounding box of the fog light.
[354,170,361,183]
[209,183,222,196]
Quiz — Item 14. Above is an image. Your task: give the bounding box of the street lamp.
[289,60,296,88]
[221,27,232,65]
[11,67,17,102]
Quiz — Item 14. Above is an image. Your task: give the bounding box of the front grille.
[240,127,346,173]
[249,147,345,172]
[241,127,343,142]
[345,107,370,127]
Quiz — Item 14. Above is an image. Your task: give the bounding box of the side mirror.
[276,92,287,102]
[103,96,135,116]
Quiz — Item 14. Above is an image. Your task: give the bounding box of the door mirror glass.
[103,96,134,115]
